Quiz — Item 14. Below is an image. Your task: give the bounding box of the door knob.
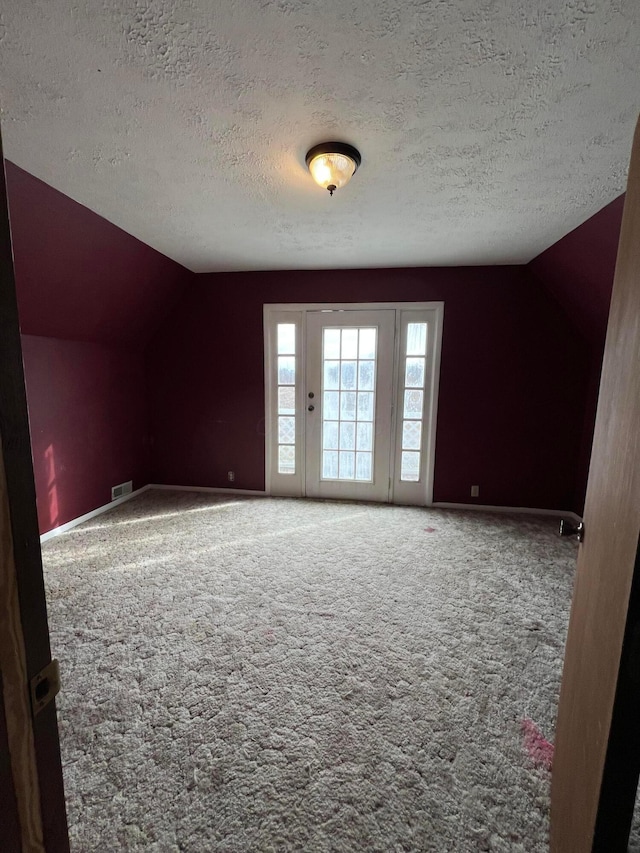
[559,519,585,542]
[308,405,315,412]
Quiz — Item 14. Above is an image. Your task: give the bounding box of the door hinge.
[30,659,61,717]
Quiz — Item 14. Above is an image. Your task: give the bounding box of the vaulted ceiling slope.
[1,1,639,272]
[6,162,193,345]
[529,195,625,348]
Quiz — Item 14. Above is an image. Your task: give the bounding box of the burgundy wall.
[528,195,625,511]
[6,162,191,345]
[528,196,624,348]
[147,267,589,511]
[5,160,193,534]
[21,336,150,533]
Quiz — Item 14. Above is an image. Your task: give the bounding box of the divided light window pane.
[276,323,296,475]
[341,329,358,359]
[277,323,296,355]
[278,416,295,445]
[406,322,427,355]
[401,451,420,482]
[278,386,295,415]
[402,420,422,450]
[404,389,423,419]
[359,328,376,359]
[278,445,295,474]
[324,329,341,359]
[278,357,295,385]
[405,357,426,388]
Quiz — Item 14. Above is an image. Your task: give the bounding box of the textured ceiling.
[1,1,640,272]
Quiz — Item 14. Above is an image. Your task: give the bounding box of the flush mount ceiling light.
[305,142,361,197]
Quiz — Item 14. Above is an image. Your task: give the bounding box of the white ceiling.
[1,1,640,273]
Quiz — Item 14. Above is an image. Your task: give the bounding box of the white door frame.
[264,301,444,505]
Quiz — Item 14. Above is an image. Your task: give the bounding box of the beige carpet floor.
[39,490,627,851]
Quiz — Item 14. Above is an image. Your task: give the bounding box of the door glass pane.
[324,328,341,359]
[406,323,427,356]
[323,450,339,479]
[340,391,357,421]
[356,452,372,480]
[277,324,296,355]
[403,389,424,419]
[358,360,375,391]
[321,326,377,482]
[278,386,295,415]
[339,451,355,479]
[357,421,373,451]
[278,445,295,474]
[324,360,340,390]
[339,422,356,450]
[402,420,422,450]
[359,328,376,359]
[401,451,420,482]
[405,357,426,388]
[278,416,295,444]
[357,392,374,421]
[341,328,358,359]
[324,391,339,420]
[323,421,339,450]
[340,361,357,390]
[278,356,295,385]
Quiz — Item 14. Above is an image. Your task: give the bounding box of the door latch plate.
[30,659,60,717]
[559,519,585,543]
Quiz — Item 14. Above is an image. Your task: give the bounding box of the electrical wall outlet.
[471,485,479,497]
[227,471,235,482]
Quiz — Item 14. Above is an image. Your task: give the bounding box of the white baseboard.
[148,484,267,497]
[40,486,580,544]
[39,485,152,543]
[432,502,582,524]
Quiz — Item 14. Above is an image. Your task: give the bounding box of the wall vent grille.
[111,480,133,501]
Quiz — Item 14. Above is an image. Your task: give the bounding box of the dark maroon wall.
[528,195,624,511]
[528,196,624,348]
[6,161,192,345]
[22,335,150,534]
[5,160,193,534]
[148,267,589,511]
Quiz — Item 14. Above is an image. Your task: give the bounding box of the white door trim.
[264,301,444,506]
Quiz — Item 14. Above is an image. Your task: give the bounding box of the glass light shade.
[308,152,357,192]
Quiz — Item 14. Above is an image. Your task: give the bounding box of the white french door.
[305,310,395,502]
[265,302,443,506]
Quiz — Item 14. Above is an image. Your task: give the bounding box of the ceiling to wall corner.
[1,0,639,273]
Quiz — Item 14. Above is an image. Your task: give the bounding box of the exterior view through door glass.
[305,310,395,502]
